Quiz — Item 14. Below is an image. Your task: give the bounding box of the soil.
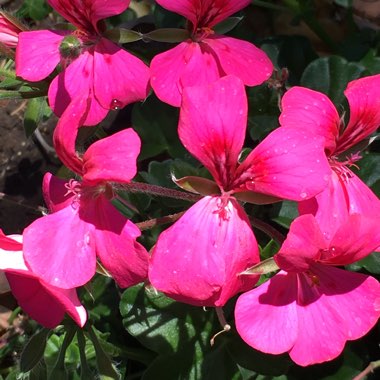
[0,99,58,234]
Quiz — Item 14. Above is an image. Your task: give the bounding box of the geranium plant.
[0,1,379,379]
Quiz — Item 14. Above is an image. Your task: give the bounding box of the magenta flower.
[150,0,273,106]
[280,75,380,240]
[16,0,150,126]
[235,214,380,366]
[0,231,86,328]
[22,99,149,289]
[0,11,25,48]
[149,76,331,307]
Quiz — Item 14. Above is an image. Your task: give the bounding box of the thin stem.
[116,181,201,202]
[210,307,231,346]
[250,217,285,245]
[76,330,93,379]
[353,360,380,380]
[0,192,44,214]
[136,211,185,231]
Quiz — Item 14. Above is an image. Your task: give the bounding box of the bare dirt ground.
[0,100,58,234]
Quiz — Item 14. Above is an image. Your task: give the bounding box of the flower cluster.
[1,0,380,369]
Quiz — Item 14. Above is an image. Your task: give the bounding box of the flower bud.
[0,10,26,48]
[59,35,81,59]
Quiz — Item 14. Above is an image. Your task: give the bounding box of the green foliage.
[17,0,51,21]
[301,56,365,105]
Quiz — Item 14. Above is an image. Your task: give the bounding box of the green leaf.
[120,284,214,354]
[247,84,280,141]
[131,95,186,160]
[354,152,380,188]
[301,56,365,105]
[173,176,219,196]
[18,0,51,20]
[260,239,280,260]
[104,28,142,43]
[20,328,51,372]
[347,252,380,274]
[143,28,190,43]
[272,200,298,228]
[24,97,51,138]
[142,340,240,380]
[86,326,120,380]
[360,50,380,75]
[226,333,291,376]
[213,17,243,35]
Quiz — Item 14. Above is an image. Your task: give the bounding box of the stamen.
[213,194,232,222]
[193,27,214,42]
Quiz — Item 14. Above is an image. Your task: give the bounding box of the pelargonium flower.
[235,214,380,366]
[16,0,150,126]
[0,10,26,48]
[149,76,331,307]
[280,75,380,240]
[22,99,149,289]
[150,0,273,106]
[0,231,86,328]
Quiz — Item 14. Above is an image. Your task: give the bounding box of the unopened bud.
[0,10,27,48]
[59,35,81,59]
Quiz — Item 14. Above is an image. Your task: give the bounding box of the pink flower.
[0,230,86,328]
[149,76,331,306]
[16,0,150,126]
[280,75,380,240]
[150,0,273,106]
[235,214,380,366]
[22,99,149,289]
[0,10,25,48]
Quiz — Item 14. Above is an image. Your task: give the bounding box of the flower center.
[192,27,214,42]
[213,193,233,222]
[329,152,362,182]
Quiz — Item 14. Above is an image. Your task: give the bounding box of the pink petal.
[235,271,298,355]
[92,39,150,113]
[0,231,22,251]
[149,196,259,307]
[337,74,380,155]
[344,169,380,217]
[16,30,68,82]
[236,128,331,201]
[48,50,108,126]
[47,0,94,32]
[0,236,87,328]
[290,265,380,366]
[48,0,129,33]
[324,214,380,265]
[53,96,88,174]
[179,76,247,189]
[0,14,23,47]
[275,215,327,272]
[300,169,380,241]
[298,170,349,241]
[6,270,87,328]
[23,205,97,289]
[42,172,75,212]
[205,36,273,87]
[82,128,140,185]
[280,86,340,155]
[150,40,223,107]
[156,0,250,30]
[90,195,149,288]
